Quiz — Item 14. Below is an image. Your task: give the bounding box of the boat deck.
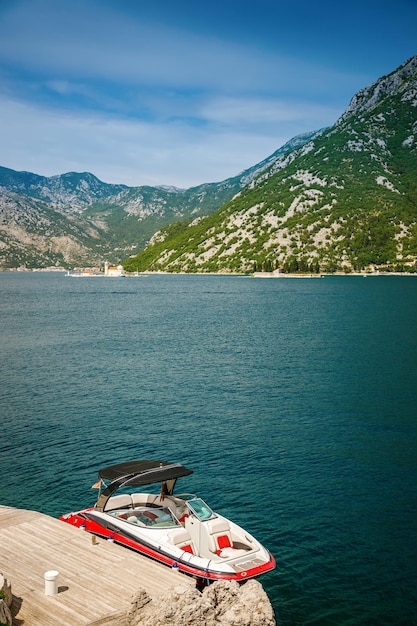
[0,505,192,625]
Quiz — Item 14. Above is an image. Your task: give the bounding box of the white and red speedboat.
[60,459,275,583]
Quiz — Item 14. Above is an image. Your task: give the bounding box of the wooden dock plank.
[0,506,192,625]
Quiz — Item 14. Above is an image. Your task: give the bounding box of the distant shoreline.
[1,267,417,278]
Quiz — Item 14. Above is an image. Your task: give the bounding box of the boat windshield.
[113,507,180,528]
[186,498,216,521]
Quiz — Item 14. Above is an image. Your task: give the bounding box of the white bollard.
[44,570,59,596]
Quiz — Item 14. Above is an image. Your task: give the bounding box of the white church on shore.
[104,262,125,277]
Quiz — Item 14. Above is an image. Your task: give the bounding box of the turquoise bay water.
[1,272,417,624]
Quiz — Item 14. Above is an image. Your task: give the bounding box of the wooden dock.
[0,506,192,625]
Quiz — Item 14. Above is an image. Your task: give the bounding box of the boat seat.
[206,518,248,558]
[164,497,187,520]
[131,493,153,508]
[148,495,179,518]
[168,528,195,554]
[130,494,185,519]
[105,494,133,511]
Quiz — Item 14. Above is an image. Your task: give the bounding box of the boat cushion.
[206,518,239,556]
[207,518,230,535]
[143,511,158,521]
[181,544,194,553]
[105,494,133,510]
[169,528,195,554]
[217,534,232,549]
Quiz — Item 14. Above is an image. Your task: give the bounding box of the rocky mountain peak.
[340,54,417,122]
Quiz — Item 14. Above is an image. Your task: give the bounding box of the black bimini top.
[95,460,193,512]
[98,459,193,485]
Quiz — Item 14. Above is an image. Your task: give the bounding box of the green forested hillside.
[124,55,417,274]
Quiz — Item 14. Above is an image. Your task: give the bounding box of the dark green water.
[1,272,417,624]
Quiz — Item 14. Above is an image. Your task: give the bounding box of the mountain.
[124,54,417,274]
[0,131,320,269]
[0,168,128,210]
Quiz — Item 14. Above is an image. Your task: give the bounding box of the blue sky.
[0,0,416,188]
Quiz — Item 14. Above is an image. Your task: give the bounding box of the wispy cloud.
[200,96,341,129]
[0,0,415,187]
[1,1,275,91]
[1,94,311,187]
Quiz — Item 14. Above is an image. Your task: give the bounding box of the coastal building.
[104,262,125,277]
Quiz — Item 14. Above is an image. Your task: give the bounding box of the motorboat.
[60,460,275,583]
